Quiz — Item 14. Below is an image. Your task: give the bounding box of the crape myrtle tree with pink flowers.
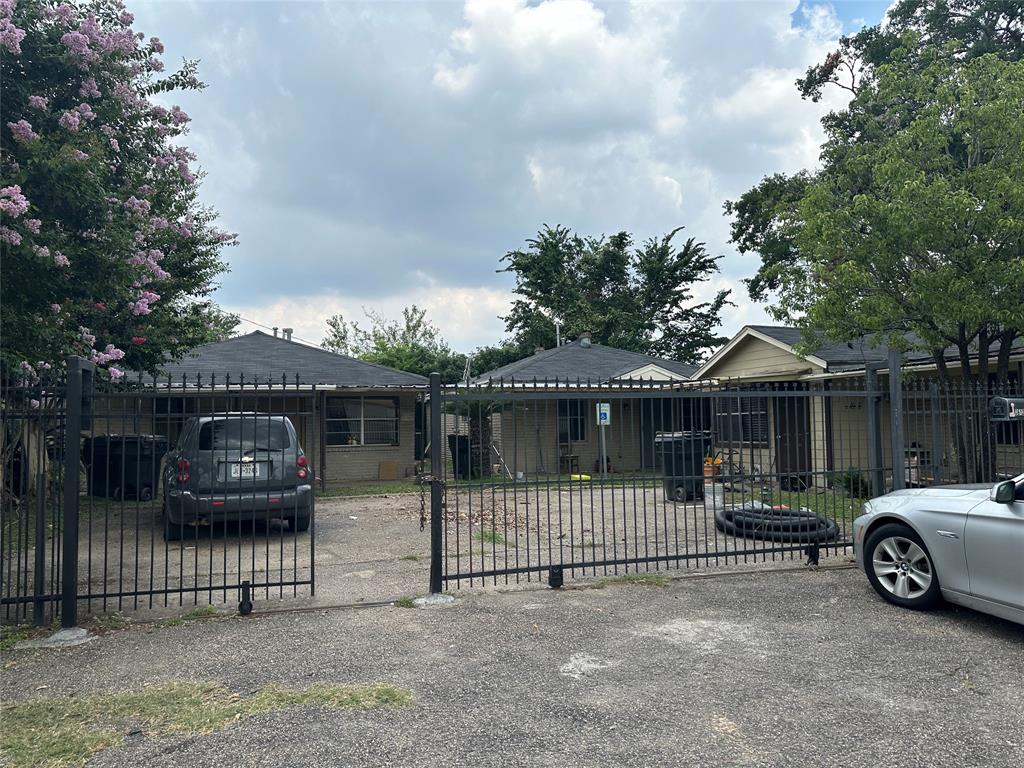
[0,0,237,382]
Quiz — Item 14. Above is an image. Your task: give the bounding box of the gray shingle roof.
[158,331,427,387]
[749,326,1022,373]
[473,340,697,384]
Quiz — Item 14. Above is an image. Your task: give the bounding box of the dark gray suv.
[161,414,312,541]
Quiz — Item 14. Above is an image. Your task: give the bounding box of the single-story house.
[691,325,1024,486]
[469,334,698,475]
[103,331,428,487]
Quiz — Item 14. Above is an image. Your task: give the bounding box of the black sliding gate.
[2,359,315,626]
[426,374,1023,590]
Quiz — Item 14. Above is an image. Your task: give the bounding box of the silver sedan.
[853,473,1024,625]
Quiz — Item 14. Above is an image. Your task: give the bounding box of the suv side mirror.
[991,480,1016,504]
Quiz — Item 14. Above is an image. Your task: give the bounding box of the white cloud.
[129,0,867,358]
[225,284,513,352]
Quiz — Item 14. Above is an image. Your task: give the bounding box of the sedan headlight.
[859,501,873,518]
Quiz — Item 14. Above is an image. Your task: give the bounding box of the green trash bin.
[654,431,712,502]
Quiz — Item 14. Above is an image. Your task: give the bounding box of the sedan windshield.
[198,419,290,451]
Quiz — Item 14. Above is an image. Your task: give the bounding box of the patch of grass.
[182,605,216,619]
[597,572,672,588]
[0,681,412,768]
[476,528,504,545]
[0,626,34,652]
[153,605,217,629]
[399,554,420,562]
[91,613,131,633]
[393,596,416,609]
[316,482,419,498]
[721,487,864,525]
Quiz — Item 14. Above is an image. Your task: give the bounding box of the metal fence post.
[429,372,443,594]
[61,356,94,628]
[929,382,944,485]
[865,367,885,496]
[888,349,905,491]
[32,472,46,626]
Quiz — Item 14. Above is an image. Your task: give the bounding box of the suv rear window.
[198,419,291,451]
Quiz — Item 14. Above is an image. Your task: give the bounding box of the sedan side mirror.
[991,480,1016,504]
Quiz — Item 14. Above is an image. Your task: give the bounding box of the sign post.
[596,403,611,478]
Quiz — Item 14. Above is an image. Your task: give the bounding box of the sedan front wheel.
[864,523,941,609]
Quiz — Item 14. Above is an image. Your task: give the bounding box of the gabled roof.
[158,331,427,388]
[472,339,696,384]
[694,325,1024,379]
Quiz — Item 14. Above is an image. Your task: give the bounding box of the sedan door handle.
[936,530,960,540]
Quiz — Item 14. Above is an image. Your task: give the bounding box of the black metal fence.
[426,373,1023,590]
[2,359,317,625]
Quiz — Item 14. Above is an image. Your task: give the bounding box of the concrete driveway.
[3,567,1021,767]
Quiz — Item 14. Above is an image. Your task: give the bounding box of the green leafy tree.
[501,225,731,364]
[321,306,467,382]
[798,42,1024,381]
[727,0,1023,382]
[1,0,236,378]
[723,172,811,310]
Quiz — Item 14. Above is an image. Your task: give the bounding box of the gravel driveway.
[3,567,1022,767]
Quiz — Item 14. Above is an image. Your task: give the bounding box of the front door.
[774,390,811,488]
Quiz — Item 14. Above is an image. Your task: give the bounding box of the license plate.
[230,463,261,479]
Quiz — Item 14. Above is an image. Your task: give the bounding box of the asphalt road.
[3,566,1022,767]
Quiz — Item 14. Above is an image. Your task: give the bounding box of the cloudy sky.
[132,0,890,353]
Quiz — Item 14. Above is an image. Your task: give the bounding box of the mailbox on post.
[990,396,1024,422]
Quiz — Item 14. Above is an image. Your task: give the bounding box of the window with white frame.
[325,396,399,446]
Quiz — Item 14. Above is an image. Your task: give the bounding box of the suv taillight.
[176,457,190,484]
[296,454,308,480]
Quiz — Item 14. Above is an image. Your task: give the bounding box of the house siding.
[703,336,823,380]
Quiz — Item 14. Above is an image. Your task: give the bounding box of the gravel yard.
[2,566,1021,767]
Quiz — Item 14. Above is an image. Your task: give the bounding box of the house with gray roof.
[119,331,428,487]
[470,334,699,475]
[690,325,1024,486]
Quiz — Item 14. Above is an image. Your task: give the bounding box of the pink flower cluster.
[0,185,29,217]
[61,11,138,63]
[79,77,100,98]
[58,103,96,132]
[155,146,197,183]
[0,226,21,245]
[129,248,170,280]
[124,196,151,217]
[7,119,38,143]
[129,290,161,316]
[0,0,25,55]
[90,344,126,366]
[28,95,49,109]
[23,218,41,233]
[71,149,89,162]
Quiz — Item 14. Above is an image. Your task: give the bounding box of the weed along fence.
[2,358,316,626]
[424,372,1024,591]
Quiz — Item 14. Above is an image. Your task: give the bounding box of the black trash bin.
[82,435,169,501]
[654,431,712,502]
[447,434,472,480]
